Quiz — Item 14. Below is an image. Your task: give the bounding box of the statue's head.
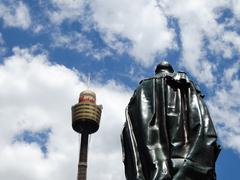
[155,61,174,74]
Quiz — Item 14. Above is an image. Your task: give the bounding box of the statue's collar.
[155,70,173,76]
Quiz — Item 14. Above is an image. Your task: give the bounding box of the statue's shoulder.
[172,71,189,81]
[173,71,204,97]
[139,72,191,84]
[139,77,153,85]
[136,71,204,97]
[138,72,178,85]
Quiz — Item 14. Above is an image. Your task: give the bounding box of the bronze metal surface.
[121,62,221,180]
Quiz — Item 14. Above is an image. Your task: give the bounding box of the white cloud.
[156,0,240,86]
[90,0,176,66]
[0,1,31,29]
[222,31,240,53]
[52,31,93,52]
[46,0,240,85]
[157,0,222,85]
[232,0,240,20]
[33,24,44,34]
[47,0,176,65]
[207,60,240,153]
[52,31,112,60]
[0,33,6,54]
[49,0,84,24]
[0,47,131,180]
[43,0,240,81]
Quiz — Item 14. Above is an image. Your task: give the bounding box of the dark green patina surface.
[121,61,221,180]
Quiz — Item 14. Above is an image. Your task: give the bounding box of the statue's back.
[121,62,221,180]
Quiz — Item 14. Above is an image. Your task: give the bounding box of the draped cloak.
[121,71,221,180]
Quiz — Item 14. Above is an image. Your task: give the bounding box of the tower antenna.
[87,73,91,90]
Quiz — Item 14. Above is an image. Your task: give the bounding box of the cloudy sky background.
[0,0,239,179]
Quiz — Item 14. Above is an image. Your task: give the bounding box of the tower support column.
[78,133,89,180]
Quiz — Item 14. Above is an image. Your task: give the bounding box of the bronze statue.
[121,61,221,180]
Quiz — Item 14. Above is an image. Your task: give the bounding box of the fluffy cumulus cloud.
[0,47,131,180]
[157,0,240,85]
[46,0,240,85]
[90,0,176,66]
[0,1,31,29]
[47,0,176,66]
[207,60,240,153]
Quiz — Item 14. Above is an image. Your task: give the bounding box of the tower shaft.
[78,133,89,180]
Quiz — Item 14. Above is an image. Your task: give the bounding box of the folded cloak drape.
[121,71,220,180]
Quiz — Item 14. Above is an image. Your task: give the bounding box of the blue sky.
[0,0,239,180]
